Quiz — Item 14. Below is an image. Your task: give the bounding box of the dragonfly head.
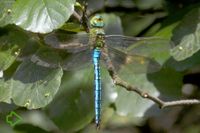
[90,15,105,28]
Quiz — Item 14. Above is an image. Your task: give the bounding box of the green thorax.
[89,15,105,49]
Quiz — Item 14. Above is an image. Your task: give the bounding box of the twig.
[72,2,90,33]
[102,48,200,109]
[72,11,82,22]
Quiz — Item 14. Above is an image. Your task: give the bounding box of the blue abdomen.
[92,48,101,127]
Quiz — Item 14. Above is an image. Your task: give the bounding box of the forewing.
[44,32,90,53]
[127,38,172,59]
[105,35,172,64]
[105,35,153,50]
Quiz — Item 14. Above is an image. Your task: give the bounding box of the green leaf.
[0,45,18,71]
[86,0,104,12]
[15,110,57,132]
[0,0,14,27]
[0,123,15,133]
[0,62,19,103]
[133,0,163,10]
[154,22,179,39]
[105,0,135,8]
[0,62,20,103]
[61,22,84,32]
[170,8,200,61]
[0,27,29,70]
[166,50,200,71]
[0,79,11,103]
[15,124,52,133]
[122,12,167,36]
[11,60,63,109]
[12,0,76,33]
[148,68,183,97]
[17,38,40,61]
[101,13,123,35]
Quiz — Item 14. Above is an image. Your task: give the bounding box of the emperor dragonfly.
[31,14,170,128]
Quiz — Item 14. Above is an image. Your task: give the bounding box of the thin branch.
[72,11,82,22]
[161,99,200,108]
[103,48,200,109]
[73,2,90,33]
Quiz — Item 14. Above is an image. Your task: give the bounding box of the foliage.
[0,0,200,132]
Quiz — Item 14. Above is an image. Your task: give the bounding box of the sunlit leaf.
[0,79,11,103]
[12,0,76,33]
[0,44,18,71]
[0,0,14,27]
[170,8,200,61]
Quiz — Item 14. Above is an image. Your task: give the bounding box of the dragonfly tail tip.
[96,123,100,130]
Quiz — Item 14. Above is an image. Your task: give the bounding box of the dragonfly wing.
[105,35,172,65]
[105,35,171,54]
[105,35,153,50]
[44,32,90,53]
[31,46,92,71]
[126,38,172,57]
[31,54,60,68]
[61,49,92,71]
[105,46,161,74]
[31,47,65,69]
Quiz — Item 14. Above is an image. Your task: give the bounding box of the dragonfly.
[31,14,170,128]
